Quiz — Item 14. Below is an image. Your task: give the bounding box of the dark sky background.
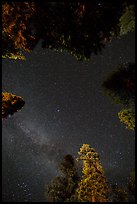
[2,32,135,202]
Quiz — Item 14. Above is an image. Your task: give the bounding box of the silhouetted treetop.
[2,92,25,119]
[45,154,79,202]
[102,63,135,106]
[2,1,135,61]
[102,62,135,131]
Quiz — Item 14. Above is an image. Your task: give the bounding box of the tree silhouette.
[45,154,79,202]
[45,146,135,202]
[109,171,135,202]
[33,1,123,61]
[2,1,135,61]
[102,63,135,106]
[102,63,135,130]
[128,171,135,197]
[2,92,25,119]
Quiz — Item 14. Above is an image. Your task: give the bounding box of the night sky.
[2,32,135,202]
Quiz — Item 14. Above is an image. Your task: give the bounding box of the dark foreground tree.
[2,1,135,61]
[45,145,111,202]
[102,63,135,106]
[33,1,122,61]
[45,154,79,202]
[2,92,25,119]
[102,63,135,130]
[128,171,135,197]
[109,171,135,202]
[45,145,135,202]
[110,185,130,202]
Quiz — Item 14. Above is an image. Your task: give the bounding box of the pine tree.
[76,144,110,202]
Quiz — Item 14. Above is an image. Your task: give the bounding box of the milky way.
[2,32,135,201]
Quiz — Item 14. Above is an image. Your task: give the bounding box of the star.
[2,15,135,202]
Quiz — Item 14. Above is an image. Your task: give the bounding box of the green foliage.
[102,63,135,131]
[118,108,135,130]
[45,146,135,202]
[119,5,135,36]
[45,146,110,202]
[76,144,110,202]
[45,155,79,202]
[2,92,25,118]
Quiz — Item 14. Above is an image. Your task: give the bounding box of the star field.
[2,32,135,201]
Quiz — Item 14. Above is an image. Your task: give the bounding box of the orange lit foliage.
[2,2,36,60]
[2,2,135,61]
[76,144,110,202]
[2,92,25,118]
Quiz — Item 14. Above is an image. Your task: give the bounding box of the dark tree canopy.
[45,147,135,202]
[128,171,135,196]
[102,63,135,106]
[2,1,135,61]
[109,172,135,202]
[33,1,122,61]
[2,92,25,119]
[102,63,135,130]
[45,154,79,202]
[2,2,36,60]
